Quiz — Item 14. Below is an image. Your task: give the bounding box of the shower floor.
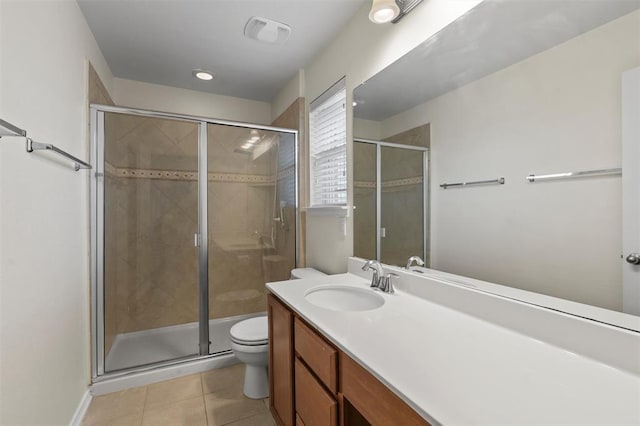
[105,313,264,372]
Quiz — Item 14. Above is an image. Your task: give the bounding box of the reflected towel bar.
[440,177,505,189]
[526,168,621,182]
[26,138,92,171]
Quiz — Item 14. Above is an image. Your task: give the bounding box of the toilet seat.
[230,316,268,346]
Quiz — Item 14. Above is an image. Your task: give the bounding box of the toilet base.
[243,363,269,399]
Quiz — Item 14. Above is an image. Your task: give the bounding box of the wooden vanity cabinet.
[268,292,430,426]
[268,294,295,426]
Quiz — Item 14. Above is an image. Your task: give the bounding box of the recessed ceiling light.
[192,69,214,81]
[352,101,358,107]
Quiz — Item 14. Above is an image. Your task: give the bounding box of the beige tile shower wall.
[380,125,429,266]
[88,64,117,354]
[384,123,430,148]
[89,64,115,107]
[206,124,279,320]
[271,98,305,270]
[104,115,296,336]
[353,142,377,260]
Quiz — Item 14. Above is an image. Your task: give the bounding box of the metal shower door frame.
[90,104,299,380]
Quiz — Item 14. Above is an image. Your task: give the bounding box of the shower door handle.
[194,233,200,247]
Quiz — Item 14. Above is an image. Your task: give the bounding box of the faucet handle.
[381,272,399,294]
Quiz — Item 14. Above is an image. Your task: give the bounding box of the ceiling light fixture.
[369,0,424,24]
[369,0,400,23]
[192,69,214,81]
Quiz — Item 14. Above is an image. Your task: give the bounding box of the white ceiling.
[354,0,640,121]
[78,0,366,102]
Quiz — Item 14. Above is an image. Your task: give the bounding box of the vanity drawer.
[295,358,337,426]
[294,317,337,394]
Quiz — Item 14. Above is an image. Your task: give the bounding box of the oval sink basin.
[304,285,385,312]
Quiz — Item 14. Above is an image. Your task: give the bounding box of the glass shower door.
[94,105,298,377]
[102,112,200,372]
[353,141,377,260]
[380,146,425,266]
[206,123,296,354]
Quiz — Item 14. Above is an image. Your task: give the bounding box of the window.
[309,78,347,207]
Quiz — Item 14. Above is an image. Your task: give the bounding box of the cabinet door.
[268,294,295,426]
[295,359,337,426]
[340,352,430,426]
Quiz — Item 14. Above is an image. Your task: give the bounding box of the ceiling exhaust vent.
[244,17,291,44]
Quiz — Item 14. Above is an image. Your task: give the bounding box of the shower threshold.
[105,312,264,372]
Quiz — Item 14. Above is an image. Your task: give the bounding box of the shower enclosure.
[353,139,428,266]
[90,105,297,378]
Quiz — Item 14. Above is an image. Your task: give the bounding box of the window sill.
[304,206,351,217]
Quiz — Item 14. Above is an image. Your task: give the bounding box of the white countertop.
[267,267,640,425]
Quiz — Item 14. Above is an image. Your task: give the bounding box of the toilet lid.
[230,316,268,345]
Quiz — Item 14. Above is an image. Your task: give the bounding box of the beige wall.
[113,78,272,125]
[354,118,382,140]
[0,1,113,423]
[271,70,305,122]
[379,10,640,310]
[296,0,482,273]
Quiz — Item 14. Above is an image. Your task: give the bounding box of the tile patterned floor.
[83,364,275,426]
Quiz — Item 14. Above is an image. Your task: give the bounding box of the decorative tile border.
[118,168,198,181]
[105,161,294,185]
[104,161,118,176]
[354,180,377,189]
[384,176,423,187]
[354,176,424,189]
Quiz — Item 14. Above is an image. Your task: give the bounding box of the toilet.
[229,316,269,399]
[230,267,326,399]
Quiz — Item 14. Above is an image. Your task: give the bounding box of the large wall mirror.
[352,0,640,330]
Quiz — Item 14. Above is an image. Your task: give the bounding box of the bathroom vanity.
[267,293,427,426]
[266,258,640,425]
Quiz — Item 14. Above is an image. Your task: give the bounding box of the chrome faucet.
[361,260,384,289]
[405,256,425,270]
[379,272,399,294]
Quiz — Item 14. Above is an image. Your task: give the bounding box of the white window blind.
[310,78,347,206]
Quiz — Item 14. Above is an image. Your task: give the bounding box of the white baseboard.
[69,389,92,426]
